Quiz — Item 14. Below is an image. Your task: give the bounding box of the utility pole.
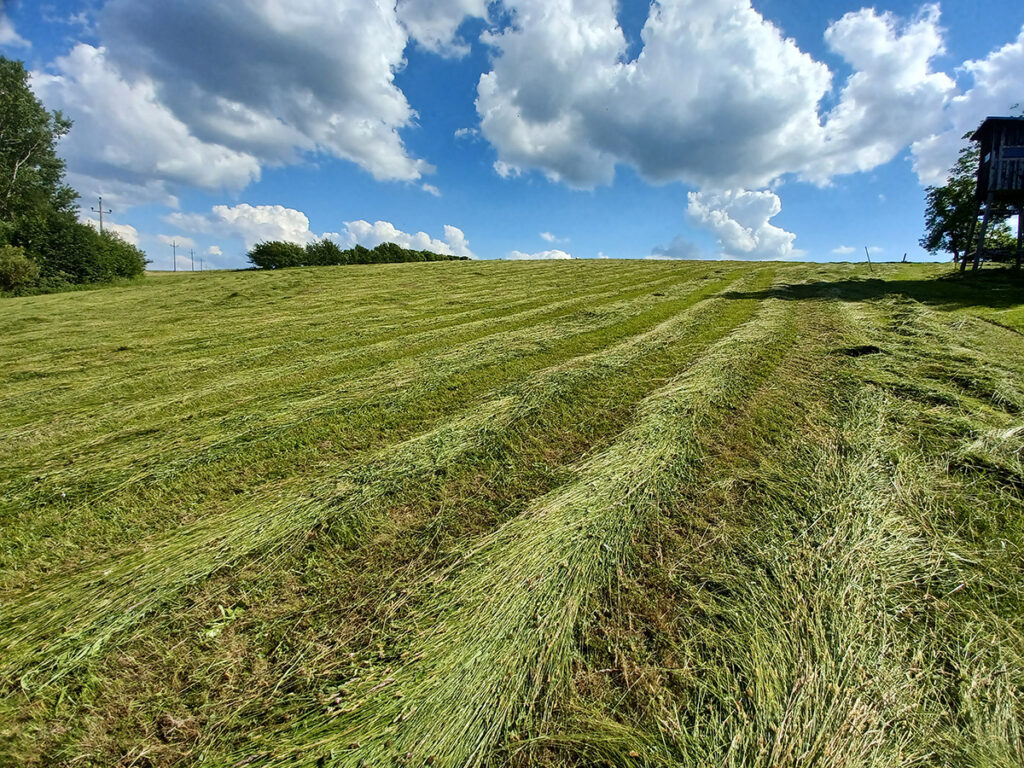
[190,248,195,272]
[90,196,112,234]
[864,246,874,274]
[172,240,178,272]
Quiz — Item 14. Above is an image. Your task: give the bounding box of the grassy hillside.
[1,260,1022,767]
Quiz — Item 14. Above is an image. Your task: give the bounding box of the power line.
[90,196,112,234]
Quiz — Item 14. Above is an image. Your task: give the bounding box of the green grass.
[0,260,1022,767]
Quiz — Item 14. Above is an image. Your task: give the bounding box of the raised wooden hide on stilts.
[970,116,1024,271]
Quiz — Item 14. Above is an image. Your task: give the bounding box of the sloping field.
[1,260,1023,767]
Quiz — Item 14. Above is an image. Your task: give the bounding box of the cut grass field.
[1,259,1022,767]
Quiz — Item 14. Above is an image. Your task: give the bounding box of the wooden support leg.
[1017,205,1023,271]
[961,205,980,273]
[972,196,993,272]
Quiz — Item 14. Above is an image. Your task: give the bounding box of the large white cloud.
[167,204,314,249]
[32,45,261,206]
[476,0,955,190]
[912,25,1024,185]
[687,190,801,261]
[30,1,435,205]
[441,224,475,259]
[806,5,955,184]
[397,0,488,57]
[166,204,476,259]
[100,0,428,180]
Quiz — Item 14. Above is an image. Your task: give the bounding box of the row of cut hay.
[0,265,690,451]
[0,259,622,400]
[849,297,1024,764]
[0,269,769,689]
[0,271,719,586]
[1,260,664,377]
[527,296,1023,768]
[236,295,798,767]
[0,270,707,512]
[658,393,934,768]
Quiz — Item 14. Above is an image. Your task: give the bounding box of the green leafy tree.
[0,57,76,221]
[920,136,1012,263]
[247,240,305,269]
[305,239,348,266]
[97,230,147,278]
[1,56,148,291]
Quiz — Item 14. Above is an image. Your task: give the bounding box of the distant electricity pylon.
[90,196,112,234]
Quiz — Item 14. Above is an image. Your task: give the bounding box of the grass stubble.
[0,261,1021,767]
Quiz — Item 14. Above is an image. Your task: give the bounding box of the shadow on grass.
[720,268,1024,311]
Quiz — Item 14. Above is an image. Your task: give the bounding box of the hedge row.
[247,240,468,269]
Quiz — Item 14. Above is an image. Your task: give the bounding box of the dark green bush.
[0,245,40,292]
[97,230,147,279]
[8,211,144,284]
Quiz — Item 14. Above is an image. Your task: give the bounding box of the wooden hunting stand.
[967,116,1024,272]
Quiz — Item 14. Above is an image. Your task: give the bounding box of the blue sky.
[1,0,1022,269]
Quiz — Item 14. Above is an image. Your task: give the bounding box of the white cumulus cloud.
[167,204,313,249]
[476,0,955,190]
[207,245,223,256]
[912,25,1024,185]
[31,45,260,207]
[30,1,437,206]
[442,225,475,259]
[167,204,476,259]
[507,249,573,260]
[687,189,801,260]
[397,0,488,57]
[804,5,955,185]
[832,246,857,256]
[0,12,29,47]
[333,220,475,258]
[81,217,140,245]
[100,0,429,181]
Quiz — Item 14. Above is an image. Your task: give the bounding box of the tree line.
[0,57,147,295]
[247,239,469,269]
